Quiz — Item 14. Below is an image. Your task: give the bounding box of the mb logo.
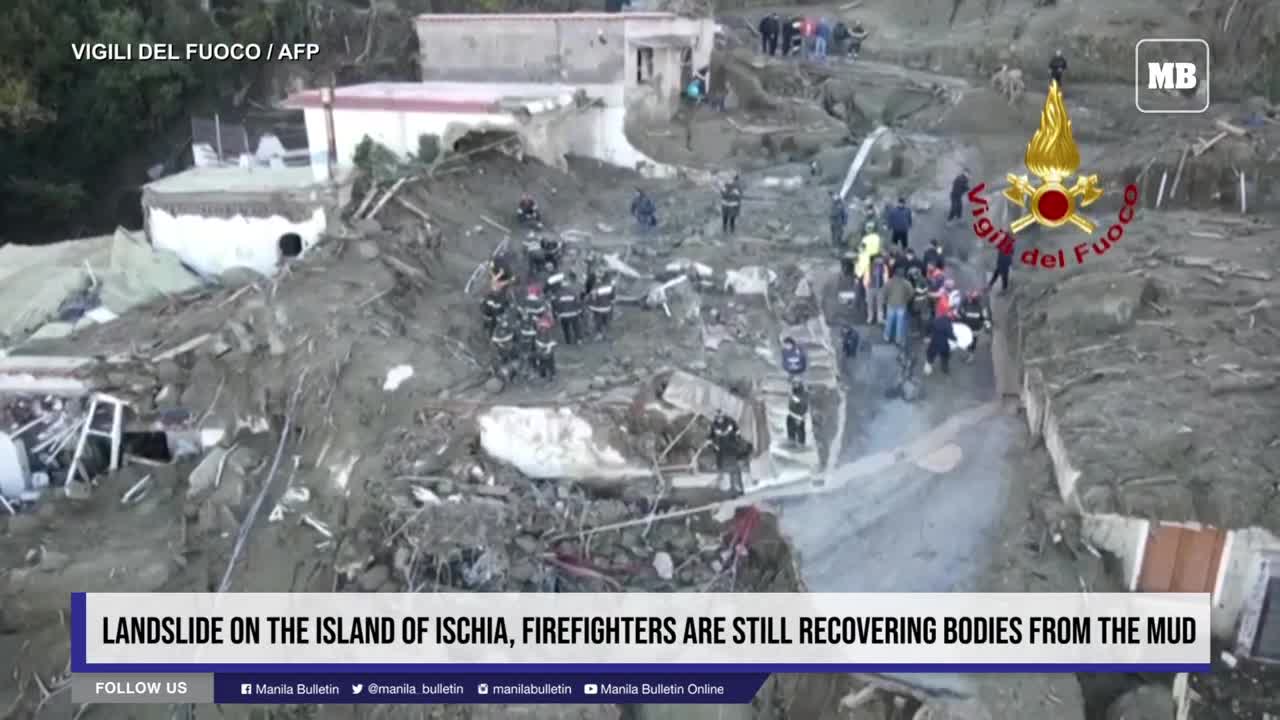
[1148,62,1198,90]
[1135,39,1210,114]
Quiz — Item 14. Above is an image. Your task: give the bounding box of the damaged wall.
[146,206,327,277]
[416,15,628,84]
[1216,527,1280,641]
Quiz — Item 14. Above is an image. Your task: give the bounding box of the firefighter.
[550,271,584,345]
[585,268,616,340]
[956,290,991,363]
[533,318,557,381]
[517,192,541,225]
[539,234,563,272]
[490,251,516,292]
[706,409,745,495]
[490,312,518,370]
[481,286,508,334]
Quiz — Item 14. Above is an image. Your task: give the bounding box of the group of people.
[757,13,868,60]
[483,195,620,385]
[838,206,992,378]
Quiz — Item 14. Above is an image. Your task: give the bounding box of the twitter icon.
[351,683,364,695]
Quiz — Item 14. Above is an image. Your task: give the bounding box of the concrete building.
[142,165,352,277]
[285,13,715,177]
[284,82,583,171]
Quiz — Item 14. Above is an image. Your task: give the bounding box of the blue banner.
[214,674,770,704]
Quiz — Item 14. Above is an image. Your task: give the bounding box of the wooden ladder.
[64,393,126,498]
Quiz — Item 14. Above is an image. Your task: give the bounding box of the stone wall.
[416,16,627,84]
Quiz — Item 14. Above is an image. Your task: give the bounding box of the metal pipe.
[322,81,337,183]
[214,113,223,162]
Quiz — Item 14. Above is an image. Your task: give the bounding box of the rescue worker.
[517,192,541,225]
[1049,50,1067,88]
[956,290,991,363]
[516,312,539,364]
[786,381,809,447]
[923,238,945,271]
[490,312,518,369]
[883,265,914,347]
[886,196,912,249]
[517,282,550,325]
[854,220,882,310]
[865,251,887,325]
[781,336,807,380]
[989,247,1013,294]
[829,194,849,249]
[523,235,549,278]
[706,409,745,495]
[935,277,958,318]
[780,16,799,57]
[948,169,970,222]
[550,271,584,344]
[481,286,508,334]
[539,235,563,272]
[758,13,781,56]
[720,175,743,235]
[924,310,957,376]
[847,20,868,57]
[631,188,657,231]
[586,268,615,340]
[841,325,861,378]
[831,21,850,57]
[533,319,557,381]
[490,251,516,292]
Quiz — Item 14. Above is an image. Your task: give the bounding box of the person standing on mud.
[786,381,809,447]
[988,247,1013,295]
[829,194,848,249]
[924,311,957,376]
[886,196,912,249]
[1049,50,1067,88]
[883,265,913,347]
[706,409,745,495]
[551,271,584,344]
[865,251,887,325]
[758,13,780,56]
[533,319,557,381]
[720,175,743,234]
[948,169,970,222]
[585,268,616,340]
[923,238,945,271]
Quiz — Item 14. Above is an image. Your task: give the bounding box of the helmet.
[943,278,955,289]
[526,284,541,298]
[864,221,876,233]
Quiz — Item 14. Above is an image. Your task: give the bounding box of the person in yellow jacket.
[854,221,881,282]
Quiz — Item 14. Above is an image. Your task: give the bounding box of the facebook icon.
[1135,39,1210,114]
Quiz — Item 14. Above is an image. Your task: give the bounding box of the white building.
[141,165,352,277]
[286,12,716,175]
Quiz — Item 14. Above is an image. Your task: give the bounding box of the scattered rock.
[355,240,382,259]
[484,377,505,394]
[357,564,391,591]
[652,551,674,580]
[39,549,71,572]
[514,534,539,553]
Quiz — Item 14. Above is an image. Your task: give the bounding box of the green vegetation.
[0,0,311,243]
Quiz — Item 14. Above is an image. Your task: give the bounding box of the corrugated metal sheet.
[1137,524,1227,593]
[660,370,763,454]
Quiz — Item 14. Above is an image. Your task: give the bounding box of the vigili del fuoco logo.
[967,81,1140,269]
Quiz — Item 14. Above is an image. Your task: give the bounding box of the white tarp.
[0,228,201,339]
[477,406,649,480]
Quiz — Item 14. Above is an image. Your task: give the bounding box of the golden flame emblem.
[1003,81,1102,234]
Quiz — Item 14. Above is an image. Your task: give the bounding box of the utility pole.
[322,76,337,183]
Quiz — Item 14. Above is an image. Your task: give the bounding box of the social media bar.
[217,673,766,704]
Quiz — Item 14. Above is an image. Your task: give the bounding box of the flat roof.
[284,81,572,114]
[144,165,326,195]
[416,12,677,22]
